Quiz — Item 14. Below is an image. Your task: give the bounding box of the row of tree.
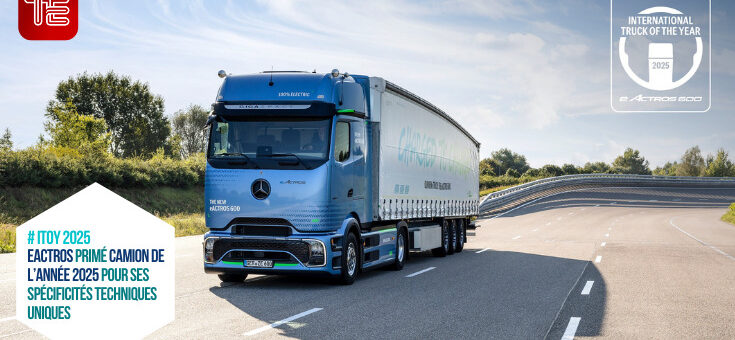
[481,146,734,178]
[1,71,209,159]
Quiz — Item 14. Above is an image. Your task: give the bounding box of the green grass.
[723,203,735,226]
[480,184,517,197]
[0,186,205,253]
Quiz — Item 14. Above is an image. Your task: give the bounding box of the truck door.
[331,120,355,211]
[330,119,367,221]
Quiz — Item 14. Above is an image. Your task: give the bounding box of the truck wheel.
[338,232,359,285]
[391,228,407,270]
[432,220,450,257]
[218,274,247,283]
[447,220,457,254]
[455,219,465,252]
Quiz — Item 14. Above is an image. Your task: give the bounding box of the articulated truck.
[203,70,479,284]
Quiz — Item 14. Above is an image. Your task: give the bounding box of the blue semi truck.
[203,70,479,284]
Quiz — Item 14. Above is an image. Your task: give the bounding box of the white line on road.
[243,308,323,336]
[595,255,602,263]
[0,316,16,323]
[512,235,521,240]
[561,317,581,340]
[406,267,436,277]
[670,217,735,261]
[475,248,491,254]
[581,281,594,295]
[601,242,606,247]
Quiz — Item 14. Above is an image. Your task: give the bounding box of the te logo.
[18,0,78,40]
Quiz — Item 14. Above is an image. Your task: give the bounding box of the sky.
[1,0,734,168]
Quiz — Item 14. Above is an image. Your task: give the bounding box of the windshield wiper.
[215,152,260,168]
[263,153,311,169]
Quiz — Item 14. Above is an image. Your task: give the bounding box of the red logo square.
[18,0,78,40]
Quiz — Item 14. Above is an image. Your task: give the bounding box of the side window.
[334,121,350,162]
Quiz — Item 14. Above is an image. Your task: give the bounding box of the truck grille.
[213,238,310,263]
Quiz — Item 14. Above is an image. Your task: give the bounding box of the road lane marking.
[243,308,323,336]
[0,330,31,339]
[406,267,436,277]
[595,256,602,263]
[581,281,594,295]
[561,317,581,340]
[476,248,491,254]
[512,235,521,240]
[669,217,735,261]
[0,316,15,323]
[601,242,606,247]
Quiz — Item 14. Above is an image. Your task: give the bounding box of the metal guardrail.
[478,174,735,216]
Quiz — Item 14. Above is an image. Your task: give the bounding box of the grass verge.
[723,203,735,226]
[0,186,205,253]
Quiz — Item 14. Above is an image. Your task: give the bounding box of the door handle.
[347,189,353,197]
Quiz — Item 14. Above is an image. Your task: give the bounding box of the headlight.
[204,237,217,263]
[305,240,326,267]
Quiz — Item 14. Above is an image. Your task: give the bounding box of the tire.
[447,220,456,255]
[455,219,465,252]
[338,232,359,285]
[218,273,247,283]
[391,228,408,270]
[432,219,450,257]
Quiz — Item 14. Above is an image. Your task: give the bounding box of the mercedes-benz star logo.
[251,179,271,200]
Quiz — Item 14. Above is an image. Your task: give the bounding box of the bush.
[0,147,204,188]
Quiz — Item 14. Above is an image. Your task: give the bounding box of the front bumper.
[203,232,342,276]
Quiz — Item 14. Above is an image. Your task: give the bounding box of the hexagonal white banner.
[15,183,175,339]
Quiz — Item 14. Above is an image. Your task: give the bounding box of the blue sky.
[1,0,734,167]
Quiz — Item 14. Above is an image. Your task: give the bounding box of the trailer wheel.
[391,228,408,270]
[338,232,359,285]
[218,274,247,283]
[432,219,450,257]
[455,219,465,252]
[447,220,457,255]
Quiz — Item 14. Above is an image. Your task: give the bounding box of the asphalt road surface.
[2,187,735,339]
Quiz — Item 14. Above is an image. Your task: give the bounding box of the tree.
[541,164,564,176]
[561,163,579,175]
[522,168,541,177]
[580,161,610,174]
[676,146,705,177]
[705,149,734,177]
[479,158,498,176]
[611,148,651,174]
[50,71,170,158]
[653,161,678,176]
[0,128,12,151]
[490,148,530,175]
[505,168,520,178]
[44,101,110,155]
[172,104,209,158]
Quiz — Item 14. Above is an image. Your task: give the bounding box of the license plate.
[245,260,273,268]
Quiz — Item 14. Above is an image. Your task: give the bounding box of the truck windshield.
[208,119,331,169]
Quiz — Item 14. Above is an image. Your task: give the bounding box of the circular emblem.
[251,179,271,200]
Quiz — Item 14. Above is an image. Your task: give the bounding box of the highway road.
[2,187,735,339]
